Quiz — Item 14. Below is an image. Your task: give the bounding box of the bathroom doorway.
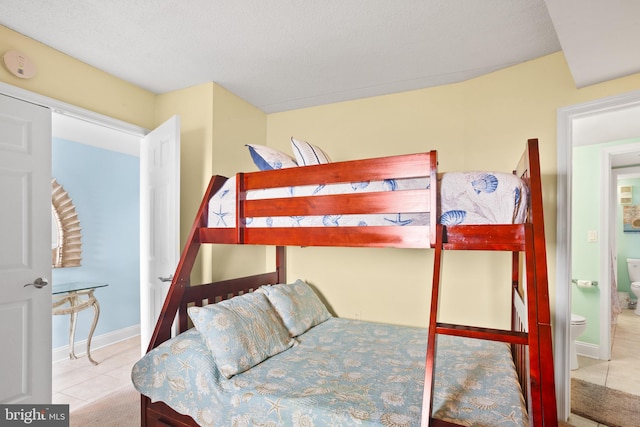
[557,90,640,419]
[613,165,640,316]
[570,140,640,365]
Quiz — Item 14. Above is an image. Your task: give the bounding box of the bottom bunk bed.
[134,282,528,426]
[134,139,557,427]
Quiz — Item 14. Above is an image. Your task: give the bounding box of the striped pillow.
[291,137,331,166]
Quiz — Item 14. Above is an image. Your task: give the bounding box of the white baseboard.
[576,340,600,360]
[52,324,140,364]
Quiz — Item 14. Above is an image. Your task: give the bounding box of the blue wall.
[52,138,140,349]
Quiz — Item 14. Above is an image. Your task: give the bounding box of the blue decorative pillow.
[260,279,332,337]
[290,138,331,166]
[187,292,295,378]
[246,144,297,170]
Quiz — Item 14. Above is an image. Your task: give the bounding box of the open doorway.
[51,113,142,409]
[556,90,640,420]
[51,113,141,359]
[50,111,181,411]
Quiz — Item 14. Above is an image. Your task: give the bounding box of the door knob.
[158,275,173,283]
[24,277,49,288]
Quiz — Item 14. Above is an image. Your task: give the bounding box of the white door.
[0,94,52,403]
[140,116,180,354]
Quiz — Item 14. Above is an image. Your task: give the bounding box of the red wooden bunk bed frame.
[141,138,557,427]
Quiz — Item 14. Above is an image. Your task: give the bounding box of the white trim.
[0,82,148,137]
[52,324,141,363]
[556,89,640,421]
[556,104,573,421]
[599,148,613,361]
[52,113,142,156]
[575,341,600,361]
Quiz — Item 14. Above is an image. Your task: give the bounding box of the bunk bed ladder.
[422,223,557,427]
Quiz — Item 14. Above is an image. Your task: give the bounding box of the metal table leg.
[52,289,101,365]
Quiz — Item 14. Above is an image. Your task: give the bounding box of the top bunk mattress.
[207,172,528,228]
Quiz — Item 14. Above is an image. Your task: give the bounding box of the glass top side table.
[52,282,108,365]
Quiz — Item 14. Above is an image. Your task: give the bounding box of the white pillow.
[246,144,298,170]
[290,138,331,166]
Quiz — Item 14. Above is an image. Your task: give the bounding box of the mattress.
[132,317,528,426]
[206,172,528,228]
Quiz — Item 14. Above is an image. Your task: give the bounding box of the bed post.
[422,224,445,426]
[525,139,558,426]
[276,246,286,283]
[429,150,438,248]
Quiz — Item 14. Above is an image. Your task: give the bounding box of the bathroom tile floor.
[52,335,141,413]
[568,308,640,426]
[571,308,640,395]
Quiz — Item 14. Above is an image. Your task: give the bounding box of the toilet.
[627,258,640,315]
[570,314,587,370]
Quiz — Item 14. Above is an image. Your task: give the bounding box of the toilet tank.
[627,258,640,282]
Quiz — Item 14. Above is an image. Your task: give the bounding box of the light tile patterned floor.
[568,308,640,426]
[572,308,640,394]
[52,335,141,413]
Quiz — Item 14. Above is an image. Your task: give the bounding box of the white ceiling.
[1,1,639,114]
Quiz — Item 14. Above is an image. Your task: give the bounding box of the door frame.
[556,89,640,420]
[0,83,147,137]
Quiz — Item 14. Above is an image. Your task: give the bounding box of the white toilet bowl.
[627,259,640,315]
[570,314,587,370]
[631,283,640,315]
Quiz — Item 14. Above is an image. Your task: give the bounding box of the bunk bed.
[133,139,557,427]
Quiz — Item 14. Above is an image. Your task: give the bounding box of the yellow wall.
[0,25,155,129]
[267,52,640,328]
[5,20,640,329]
[210,84,269,281]
[155,83,215,284]
[155,83,268,284]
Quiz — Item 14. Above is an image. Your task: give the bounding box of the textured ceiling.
[1,0,560,113]
[0,1,638,113]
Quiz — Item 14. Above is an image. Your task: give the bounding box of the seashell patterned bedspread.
[132,318,527,427]
[206,172,528,228]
